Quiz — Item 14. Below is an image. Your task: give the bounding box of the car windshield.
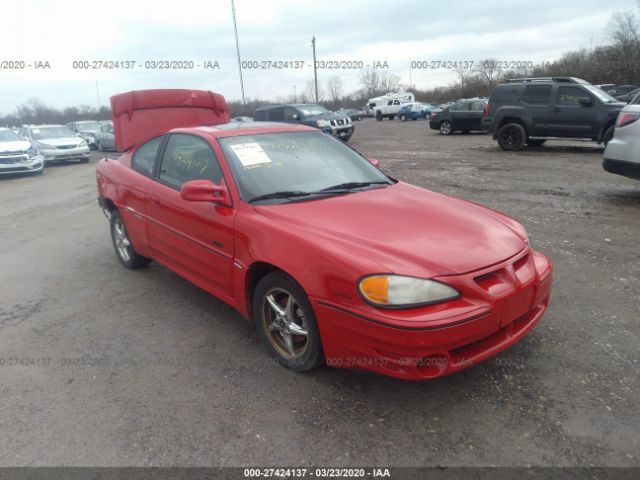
[219,131,392,203]
[295,105,329,116]
[77,122,101,131]
[31,126,74,140]
[0,130,21,142]
[586,85,620,103]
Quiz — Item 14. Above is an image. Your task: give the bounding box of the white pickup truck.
[368,92,416,120]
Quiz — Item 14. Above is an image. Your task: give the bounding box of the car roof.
[169,121,317,138]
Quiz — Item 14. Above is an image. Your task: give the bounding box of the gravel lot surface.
[0,118,638,467]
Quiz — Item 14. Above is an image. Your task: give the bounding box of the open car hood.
[110,89,230,151]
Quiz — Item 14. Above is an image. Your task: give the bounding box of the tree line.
[2,5,639,124]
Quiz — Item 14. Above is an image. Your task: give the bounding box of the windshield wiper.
[248,191,313,203]
[318,181,391,192]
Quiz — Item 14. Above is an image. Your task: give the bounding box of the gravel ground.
[0,118,638,467]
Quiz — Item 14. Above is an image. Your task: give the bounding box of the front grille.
[56,144,77,150]
[0,155,27,164]
[330,119,346,127]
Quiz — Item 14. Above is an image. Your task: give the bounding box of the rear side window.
[630,91,640,105]
[491,85,519,104]
[158,134,223,189]
[471,101,486,111]
[557,86,591,106]
[254,109,267,121]
[132,136,163,177]
[450,102,469,111]
[268,107,284,121]
[522,85,552,105]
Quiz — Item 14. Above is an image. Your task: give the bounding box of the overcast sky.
[1,0,637,113]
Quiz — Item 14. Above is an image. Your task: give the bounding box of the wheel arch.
[244,261,306,320]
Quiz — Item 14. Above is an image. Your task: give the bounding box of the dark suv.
[482,77,625,151]
[254,104,354,141]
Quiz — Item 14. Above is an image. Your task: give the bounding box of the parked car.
[610,85,639,102]
[96,89,553,380]
[335,108,364,121]
[95,121,116,151]
[429,99,487,135]
[0,127,44,176]
[482,77,625,151]
[616,87,640,104]
[19,125,90,163]
[254,103,354,141]
[232,116,252,122]
[66,121,102,149]
[603,91,640,180]
[397,102,437,121]
[368,92,415,120]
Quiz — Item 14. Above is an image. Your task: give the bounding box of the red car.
[96,89,553,380]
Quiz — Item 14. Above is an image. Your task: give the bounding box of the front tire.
[400,114,407,121]
[497,123,526,151]
[603,126,615,146]
[375,111,383,121]
[439,120,452,135]
[96,140,103,151]
[253,272,324,372]
[110,210,152,269]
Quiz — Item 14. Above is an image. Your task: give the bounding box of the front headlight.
[79,140,88,147]
[27,146,38,158]
[317,120,330,128]
[346,117,352,124]
[358,275,460,308]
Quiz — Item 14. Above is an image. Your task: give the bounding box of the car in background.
[95,121,116,151]
[0,127,44,176]
[254,103,354,141]
[397,102,437,121]
[96,88,552,380]
[603,91,640,180]
[429,99,487,135]
[66,121,102,149]
[231,116,252,122]
[610,85,639,102]
[368,92,415,120]
[482,77,624,150]
[616,87,640,104]
[336,108,365,121]
[19,125,90,163]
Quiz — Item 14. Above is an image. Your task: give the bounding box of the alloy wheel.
[113,218,131,262]
[261,288,309,359]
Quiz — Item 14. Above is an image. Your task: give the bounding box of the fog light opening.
[416,353,449,378]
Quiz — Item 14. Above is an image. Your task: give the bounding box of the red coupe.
[96,89,553,380]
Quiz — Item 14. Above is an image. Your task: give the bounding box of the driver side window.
[158,134,223,189]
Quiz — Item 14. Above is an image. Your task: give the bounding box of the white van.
[368,92,416,120]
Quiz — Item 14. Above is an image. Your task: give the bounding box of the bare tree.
[358,67,380,99]
[378,71,401,94]
[326,76,344,107]
[473,59,503,89]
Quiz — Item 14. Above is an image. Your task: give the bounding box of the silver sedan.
[603,93,640,180]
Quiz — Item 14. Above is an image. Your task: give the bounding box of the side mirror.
[368,158,380,168]
[181,179,231,206]
[579,97,593,107]
[292,114,300,120]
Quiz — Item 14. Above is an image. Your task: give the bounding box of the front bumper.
[313,249,553,380]
[321,124,354,139]
[40,145,90,162]
[0,154,44,175]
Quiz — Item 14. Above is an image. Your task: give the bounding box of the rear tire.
[253,271,324,372]
[497,123,526,151]
[110,210,152,269]
[375,111,383,121]
[400,114,407,121]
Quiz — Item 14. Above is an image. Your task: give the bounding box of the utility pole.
[311,36,318,103]
[95,81,101,111]
[293,85,297,102]
[231,0,246,104]
[409,59,412,91]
